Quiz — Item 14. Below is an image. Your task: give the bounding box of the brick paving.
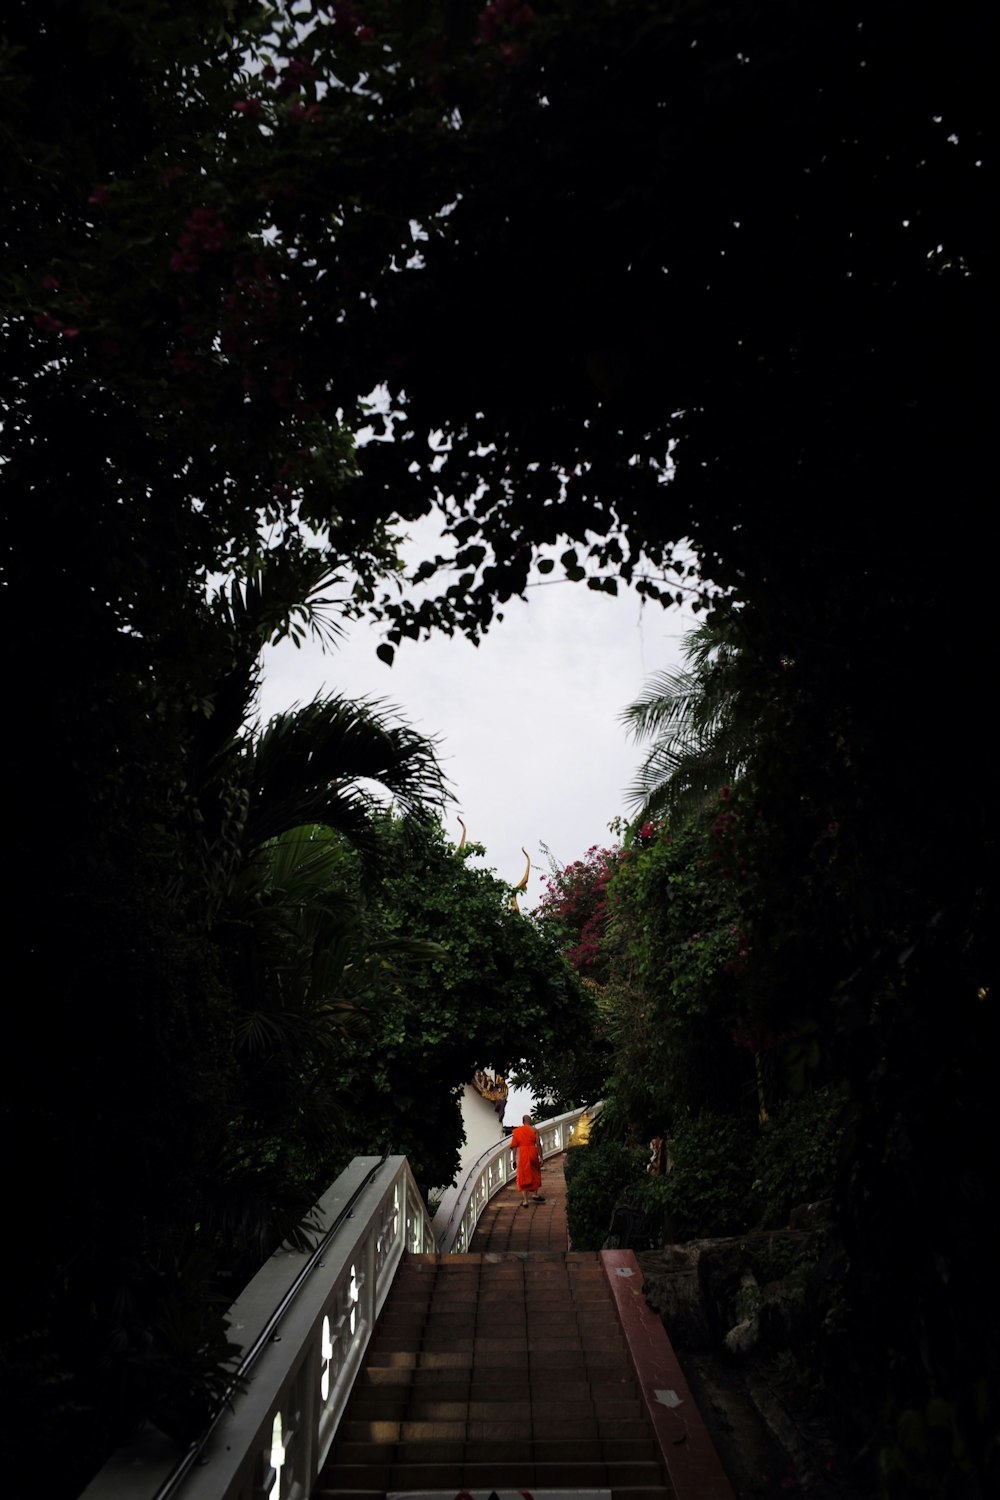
[466,1145,571,1254]
[315,1150,734,1500]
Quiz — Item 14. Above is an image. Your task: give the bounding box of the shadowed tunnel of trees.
[2,1,994,1494]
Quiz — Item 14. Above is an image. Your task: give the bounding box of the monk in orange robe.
[511,1114,544,1206]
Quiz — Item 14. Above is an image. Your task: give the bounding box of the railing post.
[78,1157,423,1500]
[434,1104,600,1255]
[79,1108,602,1500]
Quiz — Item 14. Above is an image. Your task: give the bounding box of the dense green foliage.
[314,817,592,1190]
[749,1088,846,1232]
[1,5,605,1488]
[642,1113,754,1244]
[564,1131,648,1251]
[562,629,995,1490]
[621,618,752,826]
[6,686,454,1490]
[3,0,995,1493]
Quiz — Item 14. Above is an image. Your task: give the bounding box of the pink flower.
[287,56,315,84]
[234,98,264,119]
[87,186,109,205]
[33,311,65,334]
[170,248,200,274]
[170,208,228,272]
[41,275,60,291]
[477,0,536,45]
[34,311,79,337]
[186,207,227,248]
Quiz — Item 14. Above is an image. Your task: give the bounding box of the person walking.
[511,1114,545,1207]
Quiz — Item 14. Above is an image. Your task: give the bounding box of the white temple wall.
[430,1082,506,1239]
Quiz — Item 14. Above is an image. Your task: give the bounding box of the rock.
[637,1231,869,1498]
[789,1198,834,1230]
[758,1277,799,1343]
[724,1315,759,1355]
[637,1245,716,1349]
[734,1266,762,1323]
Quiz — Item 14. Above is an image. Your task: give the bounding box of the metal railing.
[435,1103,600,1254]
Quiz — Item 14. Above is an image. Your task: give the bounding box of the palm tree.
[241,694,446,852]
[621,613,755,826]
[188,689,448,902]
[171,688,450,1273]
[207,817,443,1263]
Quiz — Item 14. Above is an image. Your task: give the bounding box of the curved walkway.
[317,1149,736,1499]
[468,1148,570,1253]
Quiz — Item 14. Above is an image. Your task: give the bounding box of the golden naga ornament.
[510,848,531,911]
[472,1068,509,1103]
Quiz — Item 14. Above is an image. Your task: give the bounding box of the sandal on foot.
[531,1196,546,1203]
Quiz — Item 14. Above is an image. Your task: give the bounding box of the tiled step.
[345,1397,653,1431]
[320,1474,666,1495]
[329,1437,660,1467]
[312,1173,744,1498]
[321,1455,668,1482]
[318,1248,675,1500]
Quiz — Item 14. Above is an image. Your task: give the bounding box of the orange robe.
[511,1124,542,1193]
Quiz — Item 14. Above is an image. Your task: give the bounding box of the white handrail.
[79,1155,435,1500]
[78,1105,602,1499]
[435,1103,601,1254]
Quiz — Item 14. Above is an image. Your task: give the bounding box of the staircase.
[80,1137,734,1500]
[316,1248,673,1499]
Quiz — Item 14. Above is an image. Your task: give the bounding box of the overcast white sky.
[257,527,698,909]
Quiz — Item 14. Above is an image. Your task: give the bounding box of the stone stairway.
[315,1151,734,1500]
[315,1249,673,1499]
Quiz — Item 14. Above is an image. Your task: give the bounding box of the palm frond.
[243,695,447,852]
[620,667,702,743]
[213,553,349,654]
[621,614,755,826]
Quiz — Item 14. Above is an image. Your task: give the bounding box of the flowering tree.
[535,842,625,981]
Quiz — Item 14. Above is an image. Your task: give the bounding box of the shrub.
[750,1085,846,1228]
[640,1111,753,1243]
[565,1135,649,1250]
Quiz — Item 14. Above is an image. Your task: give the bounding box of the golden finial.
[510,848,531,911]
